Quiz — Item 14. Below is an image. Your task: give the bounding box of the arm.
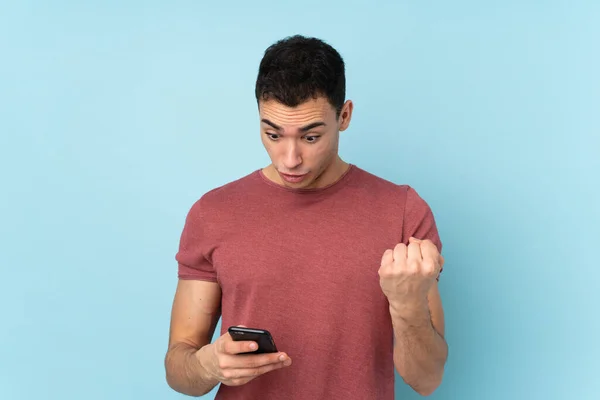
[164,279,292,396]
[379,238,448,396]
[164,279,222,396]
[390,279,448,396]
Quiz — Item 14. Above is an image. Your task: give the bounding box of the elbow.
[414,369,445,397]
[416,388,436,397]
[403,372,444,397]
[164,350,180,391]
[164,369,180,394]
[164,373,181,394]
[395,359,445,397]
[164,354,183,395]
[413,380,441,397]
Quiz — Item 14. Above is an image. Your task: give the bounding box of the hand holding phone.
[197,325,291,387]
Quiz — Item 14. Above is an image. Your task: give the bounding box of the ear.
[338,100,354,131]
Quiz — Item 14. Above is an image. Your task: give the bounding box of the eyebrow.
[261,119,326,132]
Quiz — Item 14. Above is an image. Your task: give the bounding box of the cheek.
[312,146,330,161]
[314,138,337,159]
[303,144,334,170]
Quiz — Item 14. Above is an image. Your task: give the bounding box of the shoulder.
[349,165,411,195]
[349,165,433,211]
[185,170,260,219]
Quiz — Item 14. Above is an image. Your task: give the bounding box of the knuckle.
[221,370,234,379]
[381,250,393,264]
[407,266,419,276]
[423,260,436,272]
[214,341,224,355]
[219,341,230,354]
[380,269,394,278]
[217,358,228,370]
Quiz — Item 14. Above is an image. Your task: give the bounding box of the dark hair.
[255,35,346,116]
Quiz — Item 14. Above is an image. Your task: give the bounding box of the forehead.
[259,97,336,127]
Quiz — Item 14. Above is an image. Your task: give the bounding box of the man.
[164,35,448,399]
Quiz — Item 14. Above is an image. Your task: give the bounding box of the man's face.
[259,96,353,189]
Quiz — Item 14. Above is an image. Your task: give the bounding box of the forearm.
[164,342,219,397]
[390,300,448,396]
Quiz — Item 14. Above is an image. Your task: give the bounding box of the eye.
[304,135,320,143]
[266,133,280,141]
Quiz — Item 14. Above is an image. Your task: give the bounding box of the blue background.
[1,1,598,399]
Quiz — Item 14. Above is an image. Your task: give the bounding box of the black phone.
[228,326,278,354]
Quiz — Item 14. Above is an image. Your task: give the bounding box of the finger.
[224,358,292,381]
[392,243,407,262]
[380,249,394,266]
[419,240,439,262]
[239,352,290,368]
[420,240,441,275]
[407,241,422,265]
[219,351,288,370]
[408,236,422,243]
[222,337,258,355]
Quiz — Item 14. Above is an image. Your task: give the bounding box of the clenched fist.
[378,237,444,305]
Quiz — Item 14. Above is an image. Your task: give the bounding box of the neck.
[315,157,349,187]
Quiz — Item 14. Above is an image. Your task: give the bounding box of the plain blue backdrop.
[1,1,598,399]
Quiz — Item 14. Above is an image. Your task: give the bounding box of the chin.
[285,178,314,188]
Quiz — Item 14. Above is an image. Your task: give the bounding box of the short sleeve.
[175,198,218,282]
[402,186,444,279]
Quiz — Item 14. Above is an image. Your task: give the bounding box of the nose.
[282,142,302,170]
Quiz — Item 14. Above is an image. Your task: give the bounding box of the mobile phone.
[228,326,278,354]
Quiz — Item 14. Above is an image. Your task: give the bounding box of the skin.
[164,95,447,396]
[164,280,292,396]
[259,96,354,189]
[379,237,448,396]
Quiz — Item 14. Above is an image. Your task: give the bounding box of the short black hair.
[255,35,346,116]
